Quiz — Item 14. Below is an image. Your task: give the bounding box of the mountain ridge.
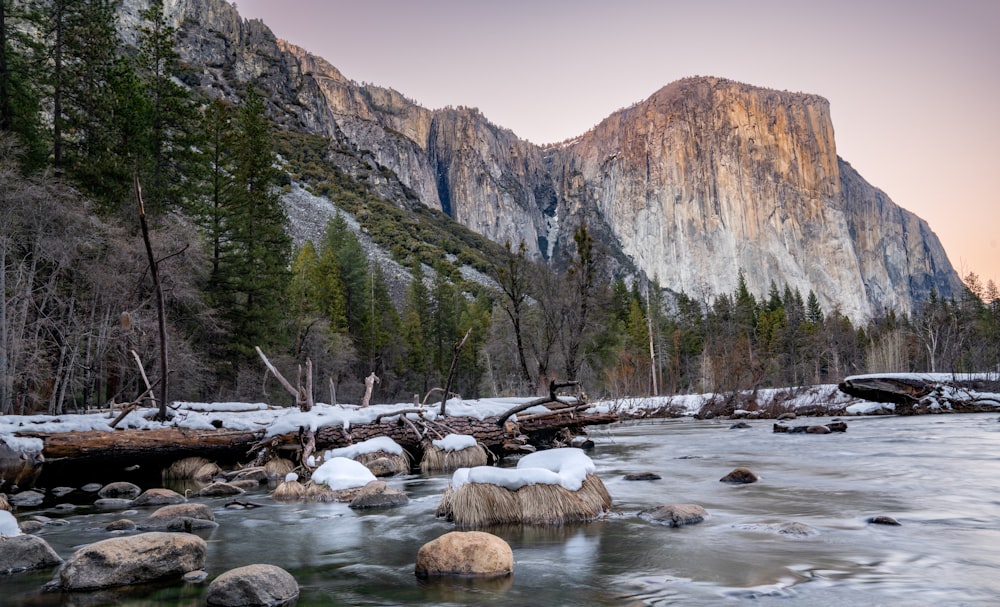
[139,0,963,321]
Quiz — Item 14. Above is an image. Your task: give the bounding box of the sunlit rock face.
[548,77,962,319]
[124,0,962,321]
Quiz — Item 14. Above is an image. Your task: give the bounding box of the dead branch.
[360,372,380,408]
[134,176,169,422]
[439,328,472,415]
[255,347,313,411]
[495,380,586,427]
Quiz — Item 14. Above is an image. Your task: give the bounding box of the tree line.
[2,0,997,415]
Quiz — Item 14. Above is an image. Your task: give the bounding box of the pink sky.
[235,0,1000,290]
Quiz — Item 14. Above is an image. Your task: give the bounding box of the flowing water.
[6,413,1000,606]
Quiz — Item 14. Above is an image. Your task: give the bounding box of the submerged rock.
[9,490,44,507]
[639,503,707,527]
[98,482,141,499]
[206,564,299,607]
[624,472,662,481]
[720,467,760,484]
[415,531,513,578]
[349,480,409,509]
[867,515,901,526]
[139,503,216,531]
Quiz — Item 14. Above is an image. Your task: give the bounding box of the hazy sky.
[235,0,1000,289]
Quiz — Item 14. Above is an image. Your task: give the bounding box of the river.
[6,413,1000,606]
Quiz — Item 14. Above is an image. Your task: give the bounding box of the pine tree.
[401,261,430,393]
[0,0,45,168]
[217,87,291,362]
[134,0,199,212]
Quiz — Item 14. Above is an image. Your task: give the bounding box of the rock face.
[122,0,963,321]
[50,531,207,591]
[414,531,514,578]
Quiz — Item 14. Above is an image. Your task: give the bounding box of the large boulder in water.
[205,564,299,606]
[0,535,63,574]
[415,531,513,578]
[48,531,206,591]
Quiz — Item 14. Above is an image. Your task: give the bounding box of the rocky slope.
[127,0,963,321]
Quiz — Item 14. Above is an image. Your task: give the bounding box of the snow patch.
[328,436,403,458]
[432,434,477,452]
[311,457,376,490]
[0,511,20,537]
[451,447,596,492]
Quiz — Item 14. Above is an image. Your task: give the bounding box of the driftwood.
[839,374,1000,413]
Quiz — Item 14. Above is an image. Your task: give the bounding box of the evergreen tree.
[134,0,199,212]
[216,87,291,363]
[401,261,430,393]
[0,0,44,168]
[806,290,823,325]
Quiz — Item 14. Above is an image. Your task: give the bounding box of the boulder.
[415,531,513,578]
[19,520,44,534]
[139,503,216,531]
[106,519,137,532]
[47,531,206,591]
[639,503,707,527]
[9,490,44,507]
[94,498,134,510]
[98,482,142,499]
[349,480,409,509]
[131,488,185,507]
[231,467,269,485]
[867,515,901,526]
[80,483,103,493]
[205,564,299,606]
[720,467,759,484]
[197,482,245,497]
[805,425,831,434]
[729,422,751,429]
[0,535,63,574]
[51,487,75,498]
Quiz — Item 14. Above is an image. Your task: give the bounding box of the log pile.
[12,400,618,486]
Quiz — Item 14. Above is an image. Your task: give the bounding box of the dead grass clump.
[355,450,410,477]
[421,443,489,472]
[163,457,215,480]
[264,457,295,479]
[436,473,612,528]
[272,479,306,501]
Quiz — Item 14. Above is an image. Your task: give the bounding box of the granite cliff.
[124,0,963,321]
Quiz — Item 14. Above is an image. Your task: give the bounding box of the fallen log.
[839,373,1000,414]
[14,408,620,487]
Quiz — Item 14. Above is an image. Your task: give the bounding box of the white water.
[6,413,1000,605]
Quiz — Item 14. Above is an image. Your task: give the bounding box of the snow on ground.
[328,436,403,458]
[432,434,477,452]
[3,377,997,454]
[0,397,549,451]
[450,447,596,492]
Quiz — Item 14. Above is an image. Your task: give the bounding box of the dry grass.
[420,443,489,472]
[436,473,612,527]
[272,479,306,501]
[163,457,218,480]
[264,457,295,479]
[0,494,10,512]
[355,450,411,476]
